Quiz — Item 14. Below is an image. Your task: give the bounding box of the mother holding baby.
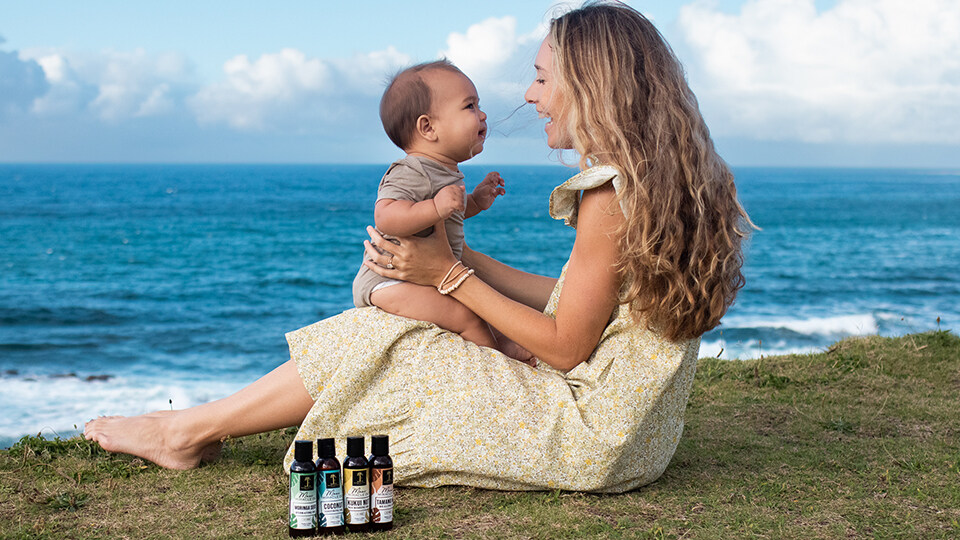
[85,1,751,492]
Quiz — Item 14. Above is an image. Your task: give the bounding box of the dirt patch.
[447,513,502,539]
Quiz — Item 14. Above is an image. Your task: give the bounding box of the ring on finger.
[386,263,395,269]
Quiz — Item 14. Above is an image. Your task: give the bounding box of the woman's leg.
[84,359,314,470]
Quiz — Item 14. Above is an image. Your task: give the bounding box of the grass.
[1,331,958,538]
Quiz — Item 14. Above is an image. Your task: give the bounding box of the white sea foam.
[722,313,880,337]
[701,312,902,359]
[0,375,247,447]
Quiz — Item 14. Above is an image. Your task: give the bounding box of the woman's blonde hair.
[550,1,754,342]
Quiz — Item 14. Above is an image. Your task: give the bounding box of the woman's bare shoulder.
[578,181,623,229]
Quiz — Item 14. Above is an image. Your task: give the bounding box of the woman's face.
[524,38,572,149]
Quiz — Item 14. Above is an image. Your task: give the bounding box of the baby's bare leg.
[371,282,497,349]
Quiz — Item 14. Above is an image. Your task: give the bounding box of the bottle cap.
[346,436,364,457]
[294,440,313,462]
[371,434,389,456]
[317,437,336,459]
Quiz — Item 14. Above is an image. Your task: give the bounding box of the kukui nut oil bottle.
[342,436,370,533]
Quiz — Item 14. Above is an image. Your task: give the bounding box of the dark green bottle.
[288,440,317,537]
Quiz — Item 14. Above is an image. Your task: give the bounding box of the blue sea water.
[1,164,958,447]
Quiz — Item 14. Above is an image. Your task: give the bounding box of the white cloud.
[679,0,960,144]
[2,12,549,158]
[135,83,173,117]
[443,16,520,82]
[188,17,551,136]
[30,54,90,115]
[23,48,194,121]
[519,22,550,47]
[85,50,192,121]
[331,46,412,93]
[189,49,328,130]
[436,15,553,114]
[189,47,410,131]
[0,38,50,114]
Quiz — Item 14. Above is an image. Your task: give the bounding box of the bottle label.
[318,469,344,528]
[289,471,318,530]
[343,467,370,525]
[371,466,394,524]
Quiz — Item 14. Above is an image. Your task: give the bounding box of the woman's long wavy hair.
[550,1,754,342]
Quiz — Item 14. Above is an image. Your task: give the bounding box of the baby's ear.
[415,114,438,142]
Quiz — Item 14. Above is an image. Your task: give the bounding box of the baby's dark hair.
[380,59,464,150]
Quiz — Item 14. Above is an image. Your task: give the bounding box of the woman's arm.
[366,183,623,371]
[451,184,622,369]
[460,245,557,312]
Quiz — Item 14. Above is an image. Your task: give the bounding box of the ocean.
[1,164,958,448]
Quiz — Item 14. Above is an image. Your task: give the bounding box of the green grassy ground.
[2,331,958,539]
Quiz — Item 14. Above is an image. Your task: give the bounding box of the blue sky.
[2,0,958,167]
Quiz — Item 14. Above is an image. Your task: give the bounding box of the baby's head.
[380,60,487,163]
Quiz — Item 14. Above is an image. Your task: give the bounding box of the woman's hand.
[363,225,459,288]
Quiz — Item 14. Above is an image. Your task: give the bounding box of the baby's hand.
[472,172,506,212]
[434,184,466,219]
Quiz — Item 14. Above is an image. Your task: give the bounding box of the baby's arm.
[375,184,465,236]
[465,172,505,218]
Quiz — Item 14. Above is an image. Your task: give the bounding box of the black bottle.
[369,434,394,531]
[342,436,370,533]
[288,440,317,537]
[315,438,345,535]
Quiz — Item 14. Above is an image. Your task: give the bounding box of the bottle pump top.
[346,436,364,457]
[372,435,389,456]
[318,438,336,459]
[294,440,312,462]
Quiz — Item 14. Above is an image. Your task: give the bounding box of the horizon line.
[2,161,959,171]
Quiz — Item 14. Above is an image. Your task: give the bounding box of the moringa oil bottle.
[288,440,317,537]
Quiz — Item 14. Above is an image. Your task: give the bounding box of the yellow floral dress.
[282,166,700,493]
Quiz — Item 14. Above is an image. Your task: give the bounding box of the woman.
[85,1,751,492]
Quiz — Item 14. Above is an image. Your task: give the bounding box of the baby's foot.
[500,340,536,365]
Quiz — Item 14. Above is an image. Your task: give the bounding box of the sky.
[1,0,959,167]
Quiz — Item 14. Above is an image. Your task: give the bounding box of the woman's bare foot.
[84,411,213,470]
[141,411,223,463]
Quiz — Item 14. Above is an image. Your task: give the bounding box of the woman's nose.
[524,83,536,104]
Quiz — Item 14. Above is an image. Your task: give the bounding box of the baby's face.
[422,70,488,163]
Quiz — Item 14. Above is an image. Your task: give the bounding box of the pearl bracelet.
[438,261,463,289]
[438,268,474,295]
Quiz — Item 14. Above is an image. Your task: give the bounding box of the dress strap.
[548,165,623,228]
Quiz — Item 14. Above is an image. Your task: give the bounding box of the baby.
[352,60,529,361]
